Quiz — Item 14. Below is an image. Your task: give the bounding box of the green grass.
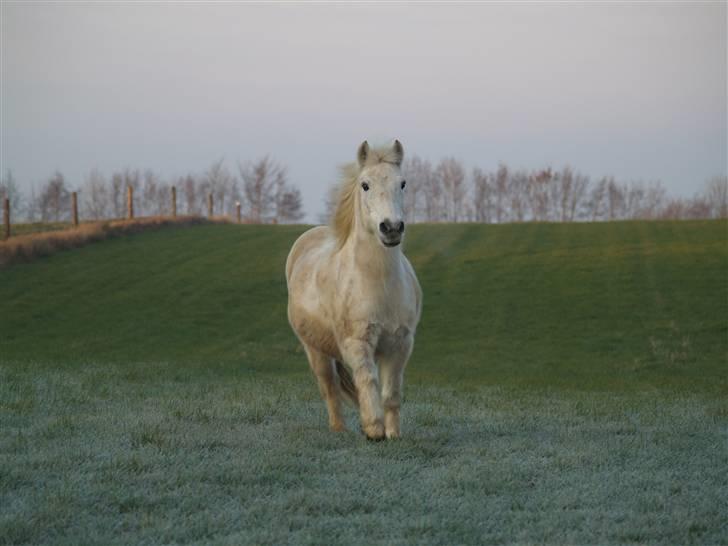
[1,220,727,545]
[9,221,71,236]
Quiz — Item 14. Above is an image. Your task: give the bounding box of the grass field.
[8,222,70,236]
[1,221,727,545]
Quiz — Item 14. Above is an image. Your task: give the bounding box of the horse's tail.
[335,360,359,407]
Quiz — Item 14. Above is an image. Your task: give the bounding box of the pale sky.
[2,2,726,219]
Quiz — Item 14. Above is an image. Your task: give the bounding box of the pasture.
[1,221,726,545]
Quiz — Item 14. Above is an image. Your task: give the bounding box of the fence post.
[3,198,9,240]
[71,192,79,227]
[127,186,134,220]
[207,193,213,218]
[236,201,241,224]
[171,186,177,218]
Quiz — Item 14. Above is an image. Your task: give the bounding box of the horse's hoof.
[362,422,385,441]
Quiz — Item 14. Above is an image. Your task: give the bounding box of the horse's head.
[355,140,407,248]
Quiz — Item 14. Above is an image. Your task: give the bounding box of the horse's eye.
[361,182,369,191]
[401,180,406,190]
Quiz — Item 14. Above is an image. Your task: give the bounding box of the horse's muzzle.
[381,236,402,248]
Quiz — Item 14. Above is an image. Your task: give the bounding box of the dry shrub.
[0,216,229,267]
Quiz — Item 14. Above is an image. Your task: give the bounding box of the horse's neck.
[345,226,403,280]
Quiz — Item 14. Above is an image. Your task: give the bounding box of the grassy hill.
[1,220,726,545]
[1,220,726,392]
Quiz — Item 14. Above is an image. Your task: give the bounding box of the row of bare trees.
[390,157,727,223]
[0,156,305,224]
[3,156,727,226]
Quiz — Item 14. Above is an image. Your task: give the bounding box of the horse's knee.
[383,396,400,411]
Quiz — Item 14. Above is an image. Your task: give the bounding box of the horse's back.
[286,225,341,359]
[285,225,331,283]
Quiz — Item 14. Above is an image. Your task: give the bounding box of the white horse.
[285,140,422,440]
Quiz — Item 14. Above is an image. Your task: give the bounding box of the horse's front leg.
[340,337,384,441]
[379,339,413,439]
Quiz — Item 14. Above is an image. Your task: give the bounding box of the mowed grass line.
[1,365,726,546]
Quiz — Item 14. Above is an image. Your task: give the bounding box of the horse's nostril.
[379,222,389,234]
[397,221,405,234]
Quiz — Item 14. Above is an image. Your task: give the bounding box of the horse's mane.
[331,145,402,248]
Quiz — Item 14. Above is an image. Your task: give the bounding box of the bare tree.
[435,158,467,222]
[413,159,440,222]
[401,156,430,223]
[268,167,304,223]
[238,156,282,223]
[509,170,529,222]
[204,159,235,216]
[179,174,199,215]
[276,185,305,223]
[607,178,627,220]
[0,169,23,211]
[0,169,23,218]
[559,167,589,222]
[704,175,728,218]
[587,177,608,221]
[492,164,510,223]
[25,184,41,222]
[82,168,109,219]
[139,170,158,216]
[471,167,492,223]
[527,168,551,221]
[631,182,661,219]
[109,172,125,218]
[39,171,71,222]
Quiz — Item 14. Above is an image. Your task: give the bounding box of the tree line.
[2,155,727,225]
[392,157,727,223]
[0,156,305,224]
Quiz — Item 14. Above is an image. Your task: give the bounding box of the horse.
[285,140,422,440]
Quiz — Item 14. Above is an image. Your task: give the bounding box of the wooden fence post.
[207,193,213,218]
[127,186,134,220]
[3,198,9,240]
[171,186,177,218]
[71,192,79,227]
[236,201,241,224]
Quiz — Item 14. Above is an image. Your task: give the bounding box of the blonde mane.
[331,145,403,248]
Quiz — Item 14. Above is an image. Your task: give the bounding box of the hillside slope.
[1,220,726,392]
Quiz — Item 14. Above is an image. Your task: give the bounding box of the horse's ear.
[357,141,369,168]
[392,140,404,166]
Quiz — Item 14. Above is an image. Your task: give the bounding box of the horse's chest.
[370,287,417,353]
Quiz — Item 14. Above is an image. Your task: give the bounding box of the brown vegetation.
[0,216,228,267]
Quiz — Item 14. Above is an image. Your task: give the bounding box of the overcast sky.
[2,2,726,219]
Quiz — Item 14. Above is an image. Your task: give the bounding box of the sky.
[1,1,726,220]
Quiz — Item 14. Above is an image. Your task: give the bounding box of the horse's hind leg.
[303,345,346,432]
